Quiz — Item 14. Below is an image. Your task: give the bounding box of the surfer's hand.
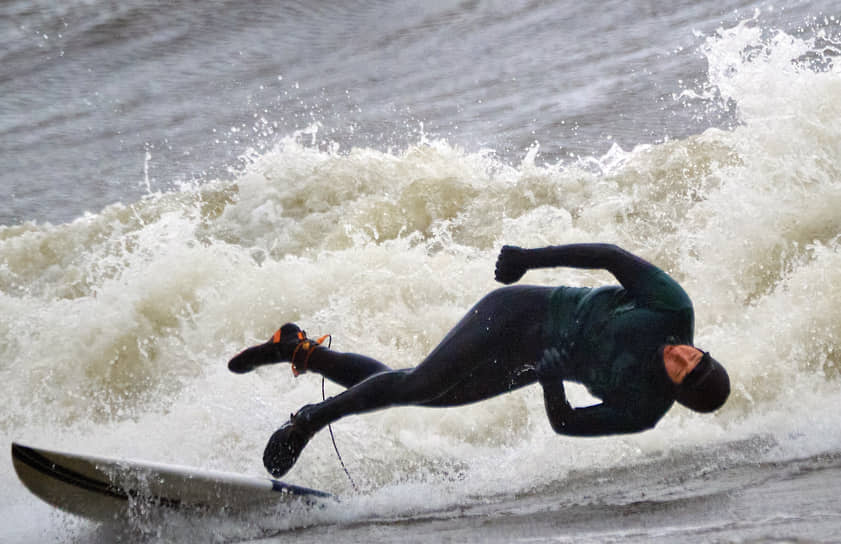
[495,245,529,284]
[536,347,568,382]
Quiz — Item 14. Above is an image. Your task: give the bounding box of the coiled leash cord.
[287,331,358,492]
[322,377,358,493]
[318,335,359,493]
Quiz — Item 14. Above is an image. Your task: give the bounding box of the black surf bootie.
[227,323,314,374]
[263,407,318,478]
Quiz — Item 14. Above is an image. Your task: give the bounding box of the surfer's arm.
[538,354,662,437]
[542,383,662,436]
[495,243,692,310]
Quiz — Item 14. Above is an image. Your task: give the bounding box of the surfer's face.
[663,344,704,385]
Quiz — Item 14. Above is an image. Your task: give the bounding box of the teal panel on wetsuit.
[544,265,694,433]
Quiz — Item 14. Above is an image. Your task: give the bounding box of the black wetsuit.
[283,244,693,433]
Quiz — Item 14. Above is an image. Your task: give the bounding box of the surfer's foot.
[228,323,323,374]
[263,407,318,478]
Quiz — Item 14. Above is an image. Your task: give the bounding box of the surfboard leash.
[319,335,359,493]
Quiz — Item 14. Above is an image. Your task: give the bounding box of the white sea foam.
[2,17,841,543]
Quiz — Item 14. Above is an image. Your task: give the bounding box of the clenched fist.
[494,245,529,284]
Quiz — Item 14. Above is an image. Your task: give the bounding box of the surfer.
[228,243,730,478]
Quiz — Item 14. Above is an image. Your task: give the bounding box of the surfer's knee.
[350,368,435,405]
[392,367,454,404]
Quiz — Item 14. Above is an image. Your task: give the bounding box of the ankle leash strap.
[290,332,331,377]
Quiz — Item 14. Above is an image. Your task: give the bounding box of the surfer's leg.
[303,350,391,389]
[307,286,550,420]
[263,286,552,477]
[228,324,391,387]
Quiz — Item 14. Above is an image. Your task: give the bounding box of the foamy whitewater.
[2,5,841,543]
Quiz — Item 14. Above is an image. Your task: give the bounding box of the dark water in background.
[3,1,841,543]
[0,0,792,226]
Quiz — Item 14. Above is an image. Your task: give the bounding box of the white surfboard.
[11,442,333,523]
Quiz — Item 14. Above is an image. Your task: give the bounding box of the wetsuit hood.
[674,352,730,413]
